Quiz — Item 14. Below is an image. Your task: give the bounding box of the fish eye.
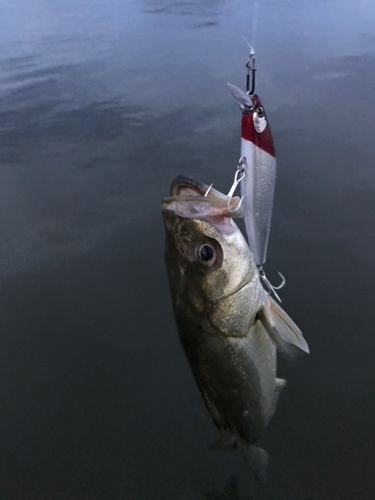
[199,244,214,262]
[256,106,265,118]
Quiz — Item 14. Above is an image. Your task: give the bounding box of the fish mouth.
[162,175,243,230]
[169,175,215,198]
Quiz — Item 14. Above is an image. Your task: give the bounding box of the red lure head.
[241,94,275,157]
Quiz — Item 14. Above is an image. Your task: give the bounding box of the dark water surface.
[1,0,375,498]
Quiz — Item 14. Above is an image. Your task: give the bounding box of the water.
[0,0,375,498]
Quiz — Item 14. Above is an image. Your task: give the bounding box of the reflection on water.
[0,0,375,498]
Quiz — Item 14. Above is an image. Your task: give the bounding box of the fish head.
[162,176,259,336]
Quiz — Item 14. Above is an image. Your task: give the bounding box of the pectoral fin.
[270,378,287,417]
[258,297,310,355]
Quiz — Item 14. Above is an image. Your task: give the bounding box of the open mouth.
[169,175,225,198]
[163,175,242,219]
[162,175,243,235]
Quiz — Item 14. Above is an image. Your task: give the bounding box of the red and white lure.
[227,46,285,300]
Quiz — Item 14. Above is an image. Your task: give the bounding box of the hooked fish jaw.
[162,176,259,312]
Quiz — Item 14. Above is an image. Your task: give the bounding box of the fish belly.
[177,315,277,447]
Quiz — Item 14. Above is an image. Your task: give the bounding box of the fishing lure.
[227,46,276,268]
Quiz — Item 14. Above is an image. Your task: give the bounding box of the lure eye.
[199,244,214,262]
[256,106,265,118]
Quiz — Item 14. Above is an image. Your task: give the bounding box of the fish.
[162,175,309,479]
[227,83,276,267]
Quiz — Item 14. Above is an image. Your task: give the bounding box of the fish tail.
[243,445,269,482]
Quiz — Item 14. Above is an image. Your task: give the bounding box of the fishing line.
[243,0,260,94]
[251,0,260,50]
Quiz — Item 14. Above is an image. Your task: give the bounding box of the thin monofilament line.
[251,0,260,50]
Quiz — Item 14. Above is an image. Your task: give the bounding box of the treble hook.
[227,158,246,213]
[204,183,213,197]
[243,37,256,95]
[258,266,286,303]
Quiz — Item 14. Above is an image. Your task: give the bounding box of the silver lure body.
[227,84,277,266]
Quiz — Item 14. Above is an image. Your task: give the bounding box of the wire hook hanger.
[227,157,246,213]
[243,37,256,95]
